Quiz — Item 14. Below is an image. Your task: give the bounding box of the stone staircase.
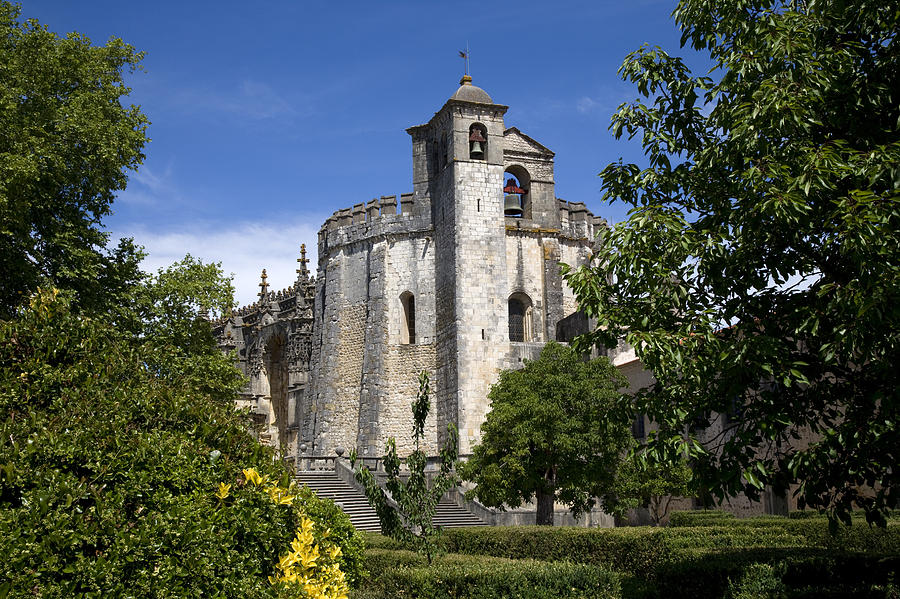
[295,470,488,532]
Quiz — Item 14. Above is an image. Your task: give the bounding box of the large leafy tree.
[0,1,149,318]
[459,342,631,526]
[563,0,899,524]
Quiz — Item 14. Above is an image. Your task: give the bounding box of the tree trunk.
[536,489,555,525]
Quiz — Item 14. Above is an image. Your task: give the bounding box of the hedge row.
[355,549,621,599]
[357,545,899,599]
[651,548,900,599]
[438,526,669,574]
[359,522,900,598]
[367,520,900,574]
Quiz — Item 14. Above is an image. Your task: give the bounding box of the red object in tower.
[504,179,525,194]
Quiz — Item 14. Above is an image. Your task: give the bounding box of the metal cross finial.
[458,42,470,77]
[258,268,269,301]
[296,243,310,278]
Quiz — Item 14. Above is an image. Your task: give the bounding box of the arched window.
[503,166,532,219]
[469,123,487,160]
[400,291,416,344]
[508,292,533,342]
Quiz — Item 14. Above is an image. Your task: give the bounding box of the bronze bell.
[504,194,523,217]
[469,128,486,159]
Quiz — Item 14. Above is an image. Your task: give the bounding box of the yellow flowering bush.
[222,468,351,599]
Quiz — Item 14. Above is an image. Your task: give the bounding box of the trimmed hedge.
[359,521,900,598]
[355,549,621,599]
[438,526,669,574]
[652,548,900,599]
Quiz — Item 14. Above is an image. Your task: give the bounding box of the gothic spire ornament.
[296,243,310,280]
[258,268,269,301]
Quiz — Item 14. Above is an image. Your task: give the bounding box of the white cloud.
[117,163,180,206]
[576,96,600,114]
[116,219,321,307]
[172,79,307,123]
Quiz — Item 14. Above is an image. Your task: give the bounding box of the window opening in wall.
[508,292,534,342]
[632,414,646,439]
[477,198,480,212]
[400,291,416,344]
[431,139,439,175]
[469,123,487,160]
[503,166,532,219]
[441,132,448,166]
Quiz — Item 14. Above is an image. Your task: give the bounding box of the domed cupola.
[450,74,493,104]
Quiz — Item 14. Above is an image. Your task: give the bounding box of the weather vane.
[458,42,470,77]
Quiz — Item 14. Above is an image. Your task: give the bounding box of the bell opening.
[469,123,488,160]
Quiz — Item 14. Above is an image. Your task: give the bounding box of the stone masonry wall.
[450,160,510,451]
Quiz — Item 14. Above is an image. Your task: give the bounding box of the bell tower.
[408,76,509,452]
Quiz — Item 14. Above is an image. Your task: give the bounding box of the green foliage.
[0,1,149,318]
[360,520,900,599]
[562,0,900,524]
[134,255,244,403]
[612,453,693,524]
[351,371,458,564]
[725,563,786,599]
[296,485,367,589]
[436,526,670,575]
[668,510,737,527]
[356,549,622,599]
[0,290,365,598]
[459,342,631,525]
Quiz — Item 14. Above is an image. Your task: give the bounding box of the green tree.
[459,342,631,526]
[563,0,899,525]
[351,371,458,564]
[0,1,149,318]
[134,255,245,402]
[612,453,693,525]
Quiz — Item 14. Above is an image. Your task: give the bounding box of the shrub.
[0,291,364,597]
[652,548,900,599]
[438,526,670,575]
[356,549,621,599]
[725,563,785,599]
[668,510,737,527]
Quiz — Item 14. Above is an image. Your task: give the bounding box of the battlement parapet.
[557,198,607,241]
[317,192,433,256]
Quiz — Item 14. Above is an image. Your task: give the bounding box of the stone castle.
[213,75,611,461]
[213,75,800,520]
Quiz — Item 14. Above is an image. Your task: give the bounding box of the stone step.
[295,470,489,531]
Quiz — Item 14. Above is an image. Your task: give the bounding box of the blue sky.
[23,0,702,306]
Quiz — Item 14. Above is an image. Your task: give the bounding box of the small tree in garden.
[459,342,632,525]
[611,453,693,525]
[350,371,458,564]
